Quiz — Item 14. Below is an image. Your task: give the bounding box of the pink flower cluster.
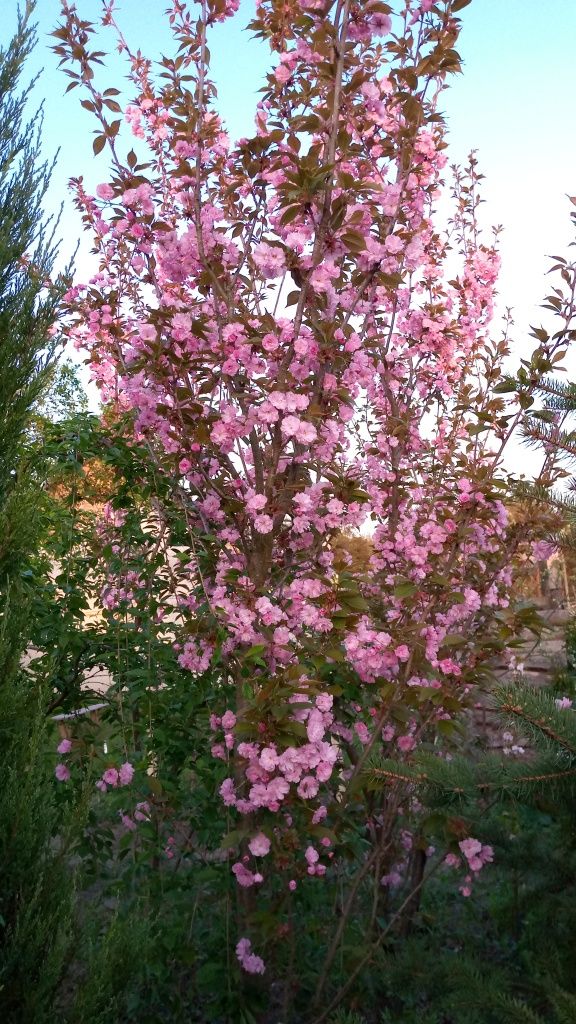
[119,801,151,832]
[96,761,135,792]
[236,937,265,975]
[54,737,73,782]
[459,838,494,873]
[217,691,338,825]
[454,838,494,897]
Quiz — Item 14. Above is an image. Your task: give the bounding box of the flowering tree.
[53,0,568,1015]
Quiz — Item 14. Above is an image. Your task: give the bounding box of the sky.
[9,0,576,453]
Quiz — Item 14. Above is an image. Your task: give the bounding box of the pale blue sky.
[11,0,576,404]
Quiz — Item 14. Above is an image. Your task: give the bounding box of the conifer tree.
[0,4,74,1019]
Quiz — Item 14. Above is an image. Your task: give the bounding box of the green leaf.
[219,829,247,850]
[242,643,267,660]
[340,594,369,611]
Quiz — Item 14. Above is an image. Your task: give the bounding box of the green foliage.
[0,5,79,1019]
[17,407,249,1021]
[0,7,67,503]
[362,679,576,1024]
[60,907,156,1024]
[34,359,89,426]
[534,376,576,415]
[368,682,576,810]
[0,655,75,1022]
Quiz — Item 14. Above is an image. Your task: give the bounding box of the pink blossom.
[259,746,278,772]
[232,862,259,887]
[309,259,339,292]
[354,722,370,745]
[246,493,267,513]
[275,63,292,85]
[281,415,302,438]
[316,761,333,782]
[55,763,70,782]
[385,234,403,254]
[102,768,119,787]
[222,710,237,730]
[444,853,460,868]
[459,838,482,860]
[220,778,237,806]
[134,801,151,822]
[119,762,134,786]
[57,738,72,754]
[381,870,403,888]
[248,833,271,857]
[306,708,325,744]
[297,775,319,799]
[532,539,555,560]
[397,734,416,753]
[236,937,265,975]
[96,182,114,200]
[316,693,333,713]
[370,13,392,35]
[253,242,286,280]
[254,514,273,534]
[459,838,493,875]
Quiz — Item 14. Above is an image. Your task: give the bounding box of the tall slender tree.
[0,4,74,1020]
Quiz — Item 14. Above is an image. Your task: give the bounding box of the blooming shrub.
[51,0,569,1015]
